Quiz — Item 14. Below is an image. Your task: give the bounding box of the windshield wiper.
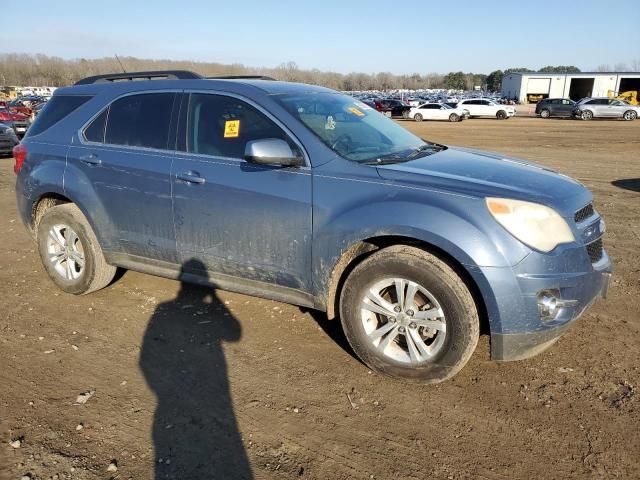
[406,143,444,159]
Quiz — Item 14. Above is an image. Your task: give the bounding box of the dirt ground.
[1,117,639,480]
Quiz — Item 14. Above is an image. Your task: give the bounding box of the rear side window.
[105,93,176,150]
[27,95,92,137]
[83,109,108,143]
[186,94,293,158]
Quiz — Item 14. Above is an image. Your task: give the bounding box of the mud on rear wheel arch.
[324,236,489,333]
[32,193,72,234]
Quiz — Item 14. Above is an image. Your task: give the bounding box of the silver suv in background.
[574,98,639,121]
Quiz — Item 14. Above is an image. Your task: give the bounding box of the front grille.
[586,238,603,263]
[574,203,594,223]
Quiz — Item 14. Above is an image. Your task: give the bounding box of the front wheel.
[37,204,117,295]
[448,113,460,122]
[339,245,479,383]
[413,113,423,122]
[496,110,507,120]
[581,110,594,120]
[402,110,410,119]
[623,110,637,121]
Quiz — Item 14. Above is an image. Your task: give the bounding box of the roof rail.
[207,75,276,81]
[74,70,203,85]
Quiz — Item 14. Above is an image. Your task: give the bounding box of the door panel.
[67,144,177,261]
[172,93,312,291]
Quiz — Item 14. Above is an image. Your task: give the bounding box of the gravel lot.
[1,116,639,479]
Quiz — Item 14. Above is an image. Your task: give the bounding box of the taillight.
[13,143,26,174]
[0,111,10,121]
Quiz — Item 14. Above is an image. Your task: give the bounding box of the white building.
[501,72,640,103]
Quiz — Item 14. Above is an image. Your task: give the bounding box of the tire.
[540,109,551,118]
[496,110,507,120]
[581,110,594,120]
[414,113,423,122]
[384,111,392,118]
[402,110,410,119]
[339,245,479,384]
[448,113,460,122]
[623,110,637,121]
[37,204,116,295]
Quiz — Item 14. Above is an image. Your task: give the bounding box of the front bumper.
[474,237,612,361]
[491,265,611,361]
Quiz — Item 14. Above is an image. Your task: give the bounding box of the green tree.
[539,65,581,73]
[443,71,465,90]
[486,70,503,92]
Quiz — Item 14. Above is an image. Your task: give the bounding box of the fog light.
[538,289,560,322]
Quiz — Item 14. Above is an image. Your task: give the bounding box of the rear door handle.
[80,154,101,166]
[177,172,206,184]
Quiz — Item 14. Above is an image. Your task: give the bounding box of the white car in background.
[457,98,515,119]
[409,103,469,122]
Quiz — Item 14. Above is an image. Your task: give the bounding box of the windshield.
[277,93,435,162]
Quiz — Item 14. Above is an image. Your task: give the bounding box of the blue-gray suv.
[14,71,612,383]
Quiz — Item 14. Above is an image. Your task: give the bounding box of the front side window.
[104,93,176,150]
[186,94,294,158]
[277,92,436,163]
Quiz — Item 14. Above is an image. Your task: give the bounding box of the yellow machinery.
[608,90,638,105]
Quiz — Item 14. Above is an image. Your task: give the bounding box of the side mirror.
[244,138,303,167]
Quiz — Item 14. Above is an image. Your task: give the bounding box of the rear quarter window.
[27,95,92,137]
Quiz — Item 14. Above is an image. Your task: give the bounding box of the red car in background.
[0,107,30,136]
[361,99,393,117]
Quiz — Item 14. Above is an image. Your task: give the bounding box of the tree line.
[0,53,635,92]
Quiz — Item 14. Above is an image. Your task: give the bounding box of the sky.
[1,0,638,74]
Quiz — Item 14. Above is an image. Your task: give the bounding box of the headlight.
[486,198,575,252]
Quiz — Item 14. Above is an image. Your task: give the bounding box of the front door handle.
[177,172,206,184]
[80,154,101,166]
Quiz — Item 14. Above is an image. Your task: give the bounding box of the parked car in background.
[0,107,30,136]
[535,98,576,118]
[457,99,515,119]
[409,103,468,122]
[0,122,19,156]
[379,99,411,118]
[14,71,611,384]
[573,98,639,121]
[362,98,393,117]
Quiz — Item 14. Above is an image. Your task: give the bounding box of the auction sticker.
[348,107,365,117]
[224,120,240,138]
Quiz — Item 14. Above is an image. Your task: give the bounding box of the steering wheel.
[331,134,353,153]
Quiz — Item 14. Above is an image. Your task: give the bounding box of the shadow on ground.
[612,179,640,193]
[139,258,253,479]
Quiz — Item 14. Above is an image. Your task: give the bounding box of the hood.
[375,146,591,217]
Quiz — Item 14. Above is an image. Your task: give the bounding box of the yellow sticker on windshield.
[224,120,240,138]
[348,107,365,117]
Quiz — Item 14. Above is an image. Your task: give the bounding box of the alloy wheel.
[46,224,85,280]
[360,277,446,364]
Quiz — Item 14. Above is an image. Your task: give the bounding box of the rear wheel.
[448,113,460,122]
[414,113,423,122]
[540,109,551,118]
[623,110,637,121]
[339,245,479,383]
[37,204,116,295]
[496,110,507,120]
[581,110,594,120]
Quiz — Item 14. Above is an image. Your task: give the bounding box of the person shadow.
[139,258,253,479]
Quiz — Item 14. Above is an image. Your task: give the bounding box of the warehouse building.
[501,72,640,103]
